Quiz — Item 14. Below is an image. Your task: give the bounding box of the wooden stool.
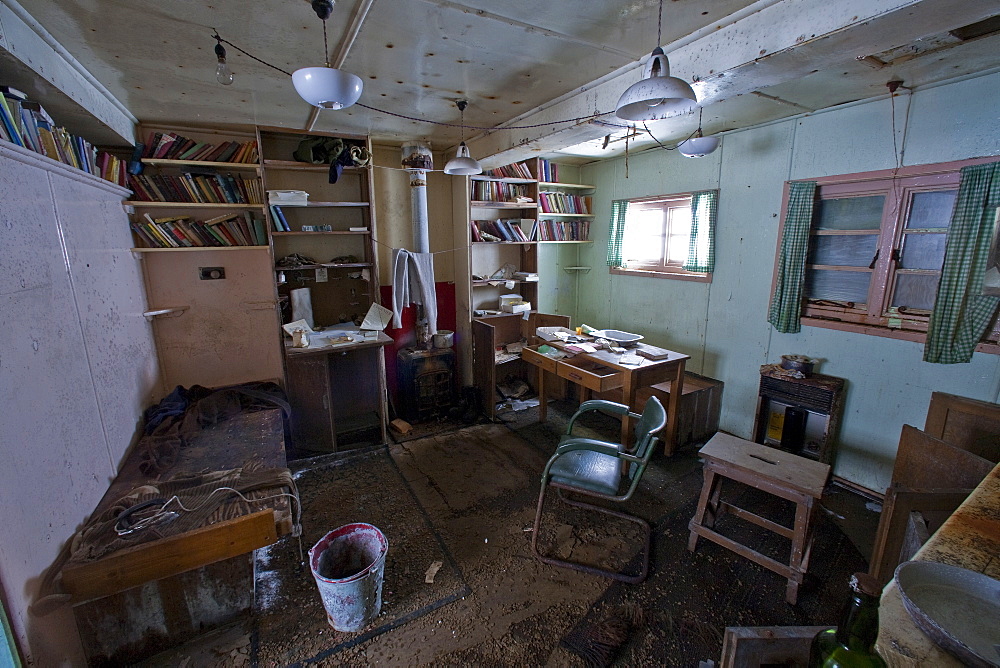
[687,432,830,604]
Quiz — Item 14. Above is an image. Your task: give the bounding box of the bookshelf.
[126,125,268,250]
[454,157,598,416]
[257,126,386,453]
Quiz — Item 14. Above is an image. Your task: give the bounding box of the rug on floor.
[252,446,470,666]
[561,474,868,666]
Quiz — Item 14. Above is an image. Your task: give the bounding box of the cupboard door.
[285,354,336,452]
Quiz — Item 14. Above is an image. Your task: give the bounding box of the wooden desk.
[875,461,1000,666]
[687,433,830,604]
[285,332,392,452]
[523,341,689,454]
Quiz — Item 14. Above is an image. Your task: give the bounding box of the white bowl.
[591,329,643,344]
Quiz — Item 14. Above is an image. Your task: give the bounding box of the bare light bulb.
[215,42,233,85]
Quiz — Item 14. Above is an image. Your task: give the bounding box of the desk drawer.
[522,345,559,374]
[557,357,623,393]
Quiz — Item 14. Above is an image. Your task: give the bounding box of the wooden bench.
[632,371,723,449]
[688,432,830,604]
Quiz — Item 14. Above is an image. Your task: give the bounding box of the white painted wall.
[557,71,1000,492]
[0,144,159,664]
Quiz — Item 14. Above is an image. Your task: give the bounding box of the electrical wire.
[210,30,625,132]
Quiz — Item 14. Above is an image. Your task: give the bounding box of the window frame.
[609,192,712,283]
[772,157,1000,353]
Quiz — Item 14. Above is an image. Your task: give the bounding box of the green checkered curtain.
[683,190,718,273]
[767,181,817,333]
[924,161,1000,364]
[607,199,628,266]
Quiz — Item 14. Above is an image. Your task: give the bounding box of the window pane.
[907,190,957,229]
[899,233,947,269]
[814,196,885,230]
[667,206,692,263]
[805,269,871,303]
[622,209,663,263]
[807,234,878,266]
[892,273,940,310]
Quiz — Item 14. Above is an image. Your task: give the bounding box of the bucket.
[433,330,454,348]
[308,523,388,632]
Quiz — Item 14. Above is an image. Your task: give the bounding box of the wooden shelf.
[538,240,592,244]
[538,181,594,190]
[275,262,373,271]
[280,201,370,208]
[131,246,269,253]
[141,158,260,172]
[472,279,538,286]
[272,231,369,236]
[470,176,535,184]
[470,201,537,209]
[262,160,366,172]
[125,201,265,209]
[472,241,537,246]
[538,212,594,218]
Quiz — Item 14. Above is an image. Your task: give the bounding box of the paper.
[282,319,314,337]
[424,560,443,584]
[360,302,392,331]
[290,288,313,329]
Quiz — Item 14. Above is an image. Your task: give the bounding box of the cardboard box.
[502,301,531,314]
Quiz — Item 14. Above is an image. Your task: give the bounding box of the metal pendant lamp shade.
[444,142,482,175]
[678,134,720,158]
[615,47,697,122]
[292,66,363,109]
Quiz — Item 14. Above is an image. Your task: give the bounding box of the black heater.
[397,348,455,423]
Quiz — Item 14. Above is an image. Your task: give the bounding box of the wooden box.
[631,371,723,449]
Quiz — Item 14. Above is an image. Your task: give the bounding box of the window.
[773,159,1000,351]
[609,191,716,281]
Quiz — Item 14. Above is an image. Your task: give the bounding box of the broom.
[560,603,645,668]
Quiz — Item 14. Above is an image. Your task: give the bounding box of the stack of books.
[141,131,258,164]
[131,211,267,248]
[482,161,532,179]
[0,85,129,187]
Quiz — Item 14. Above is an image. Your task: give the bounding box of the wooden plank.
[719,501,795,540]
[62,509,277,602]
[891,425,993,489]
[925,392,1000,463]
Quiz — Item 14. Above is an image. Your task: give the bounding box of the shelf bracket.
[563,266,592,273]
[143,307,189,320]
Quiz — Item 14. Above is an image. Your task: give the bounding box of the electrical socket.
[199,267,225,280]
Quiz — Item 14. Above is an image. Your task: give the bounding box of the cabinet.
[127,124,283,390]
[472,312,570,419]
[257,126,387,452]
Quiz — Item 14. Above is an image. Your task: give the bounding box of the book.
[0,93,24,147]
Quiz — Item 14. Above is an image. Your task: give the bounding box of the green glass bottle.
[809,572,887,667]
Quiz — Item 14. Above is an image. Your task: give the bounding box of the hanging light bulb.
[677,107,720,158]
[292,0,363,109]
[614,0,696,122]
[444,101,483,176]
[214,35,234,85]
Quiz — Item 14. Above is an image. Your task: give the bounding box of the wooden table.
[522,341,689,455]
[875,461,1000,666]
[687,432,831,604]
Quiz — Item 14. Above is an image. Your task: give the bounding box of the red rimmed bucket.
[308,523,388,632]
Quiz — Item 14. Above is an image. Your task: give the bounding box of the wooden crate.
[631,371,723,449]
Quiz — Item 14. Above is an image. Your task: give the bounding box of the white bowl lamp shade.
[615,47,697,122]
[292,66,363,109]
[444,143,483,175]
[678,135,720,158]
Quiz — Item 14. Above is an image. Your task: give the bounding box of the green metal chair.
[530,396,667,583]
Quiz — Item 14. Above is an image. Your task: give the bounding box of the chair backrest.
[628,396,668,479]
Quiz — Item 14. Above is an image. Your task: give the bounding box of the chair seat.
[550,442,623,496]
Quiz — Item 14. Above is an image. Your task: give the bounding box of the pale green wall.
[541,71,1000,491]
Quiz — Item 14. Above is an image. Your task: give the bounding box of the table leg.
[537,366,547,423]
[786,497,813,605]
[620,369,638,447]
[664,360,686,456]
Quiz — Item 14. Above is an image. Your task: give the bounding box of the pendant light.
[214,35,234,85]
[615,0,697,122]
[444,100,483,176]
[291,0,363,110]
[678,107,720,158]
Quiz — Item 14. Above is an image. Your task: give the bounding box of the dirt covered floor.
[142,401,877,667]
